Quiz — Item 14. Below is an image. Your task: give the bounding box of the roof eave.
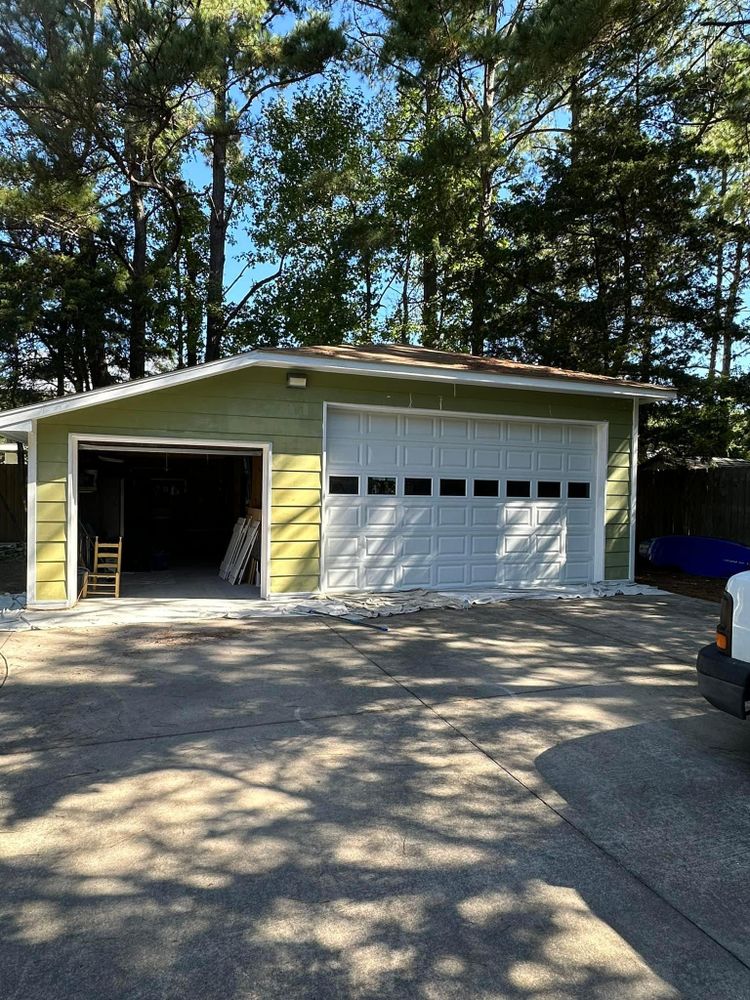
[0,422,32,441]
[259,355,675,400]
[258,355,674,400]
[0,350,675,429]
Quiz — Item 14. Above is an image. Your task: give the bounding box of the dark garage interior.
[77,445,263,599]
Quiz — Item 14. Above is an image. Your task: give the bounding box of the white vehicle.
[697,570,750,718]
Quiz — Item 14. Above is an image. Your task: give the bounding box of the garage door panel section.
[327,505,361,529]
[323,406,600,592]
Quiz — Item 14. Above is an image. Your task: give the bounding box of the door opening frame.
[66,433,272,606]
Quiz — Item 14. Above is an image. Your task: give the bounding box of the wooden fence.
[637,465,750,547]
[0,464,26,542]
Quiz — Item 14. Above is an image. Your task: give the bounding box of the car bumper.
[696,643,750,719]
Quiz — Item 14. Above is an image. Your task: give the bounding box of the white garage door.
[322,406,603,592]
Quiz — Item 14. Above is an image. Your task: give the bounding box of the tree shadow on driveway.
[1,605,748,999]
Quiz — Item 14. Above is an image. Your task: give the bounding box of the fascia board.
[0,352,675,429]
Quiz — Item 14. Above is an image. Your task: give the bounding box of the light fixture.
[287,372,308,389]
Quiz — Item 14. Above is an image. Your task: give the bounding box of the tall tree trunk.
[618,191,634,373]
[175,251,185,369]
[363,249,373,340]
[709,166,728,378]
[68,330,87,393]
[55,324,66,397]
[206,72,229,363]
[83,326,110,388]
[708,255,721,376]
[421,74,439,345]
[469,0,498,357]
[569,75,582,163]
[721,239,744,379]
[80,238,111,388]
[8,333,21,407]
[721,325,733,379]
[400,252,411,344]
[422,246,438,346]
[129,176,148,380]
[185,250,202,368]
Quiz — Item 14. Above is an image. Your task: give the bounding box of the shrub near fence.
[637,464,750,549]
[0,464,25,542]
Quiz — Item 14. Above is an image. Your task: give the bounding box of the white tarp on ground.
[0,582,667,632]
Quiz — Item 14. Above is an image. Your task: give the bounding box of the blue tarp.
[643,535,750,578]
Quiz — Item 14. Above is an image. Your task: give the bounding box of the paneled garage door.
[322,406,604,592]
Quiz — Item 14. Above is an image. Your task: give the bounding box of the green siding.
[32,365,635,602]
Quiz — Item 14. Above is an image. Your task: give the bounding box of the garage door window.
[506,480,531,498]
[329,475,359,495]
[404,477,432,496]
[440,478,466,497]
[473,479,499,497]
[537,481,561,498]
[368,476,396,496]
[568,481,591,499]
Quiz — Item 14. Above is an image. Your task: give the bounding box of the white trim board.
[25,421,37,605]
[326,400,613,426]
[78,442,263,457]
[0,349,676,435]
[319,401,329,600]
[629,400,640,581]
[58,433,273,610]
[595,421,609,583]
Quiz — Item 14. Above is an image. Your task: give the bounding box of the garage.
[0,342,674,607]
[73,439,266,600]
[322,405,605,591]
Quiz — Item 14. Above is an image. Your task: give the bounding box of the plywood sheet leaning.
[230,519,260,585]
[219,518,247,580]
[219,511,262,585]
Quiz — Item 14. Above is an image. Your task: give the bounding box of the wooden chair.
[82,538,122,598]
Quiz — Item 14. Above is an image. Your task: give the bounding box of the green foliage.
[490,97,702,373]
[232,78,393,345]
[644,373,750,461]
[0,0,748,460]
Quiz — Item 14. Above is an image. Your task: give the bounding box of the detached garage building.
[0,344,674,608]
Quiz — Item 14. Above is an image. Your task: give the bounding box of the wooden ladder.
[82,538,122,598]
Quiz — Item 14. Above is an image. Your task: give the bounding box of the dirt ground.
[0,553,26,594]
[635,561,727,604]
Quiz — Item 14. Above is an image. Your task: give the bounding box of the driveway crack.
[0,703,415,757]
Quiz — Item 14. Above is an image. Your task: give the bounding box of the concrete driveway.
[1,594,749,999]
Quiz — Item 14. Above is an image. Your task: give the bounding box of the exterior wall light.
[287,373,308,389]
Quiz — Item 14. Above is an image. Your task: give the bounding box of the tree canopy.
[1,0,749,458]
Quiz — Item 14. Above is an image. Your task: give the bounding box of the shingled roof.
[268,343,673,394]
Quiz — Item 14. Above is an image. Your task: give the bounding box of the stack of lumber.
[219,510,261,585]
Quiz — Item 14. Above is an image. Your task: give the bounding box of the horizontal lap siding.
[33,366,634,600]
[35,367,324,600]
[606,423,632,579]
[35,426,69,598]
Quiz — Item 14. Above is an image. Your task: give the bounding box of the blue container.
[643,535,750,579]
